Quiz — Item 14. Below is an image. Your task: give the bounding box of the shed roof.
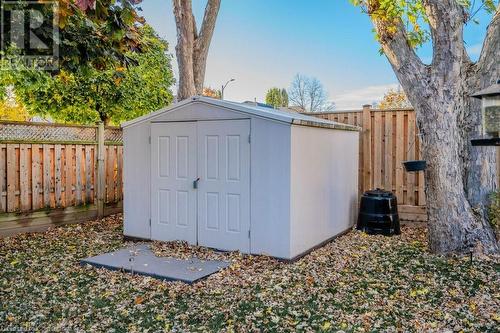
[121,96,360,131]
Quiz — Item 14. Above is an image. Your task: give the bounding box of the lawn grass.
[1,215,499,332]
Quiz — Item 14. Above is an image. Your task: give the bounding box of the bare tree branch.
[288,74,308,111]
[288,74,330,112]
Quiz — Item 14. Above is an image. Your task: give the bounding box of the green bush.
[488,190,500,238]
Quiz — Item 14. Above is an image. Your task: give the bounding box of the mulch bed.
[1,215,498,332]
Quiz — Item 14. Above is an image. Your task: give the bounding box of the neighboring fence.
[305,105,427,222]
[0,121,123,236]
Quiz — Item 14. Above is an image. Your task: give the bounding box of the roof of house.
[121,96,360,131]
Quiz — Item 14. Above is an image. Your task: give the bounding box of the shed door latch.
[193,177,200,189]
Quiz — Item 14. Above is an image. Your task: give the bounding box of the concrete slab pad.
[80,244,230,284]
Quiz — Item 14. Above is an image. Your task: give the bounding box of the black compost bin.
[357,189,400,236]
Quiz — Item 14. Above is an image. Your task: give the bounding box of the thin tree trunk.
[173,0,221,101]
[465,10,500,216]
[173,0,196,100]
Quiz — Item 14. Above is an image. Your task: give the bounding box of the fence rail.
[0,121,123,235]
[304,106,427,221]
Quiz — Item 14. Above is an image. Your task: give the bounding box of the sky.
[140,0,492,110]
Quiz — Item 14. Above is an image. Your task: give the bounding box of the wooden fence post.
[96,122,105,218]
[362,104,372,192]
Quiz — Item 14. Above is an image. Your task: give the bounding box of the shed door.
[151,122,197,243]
[197,120,250,252]
[150,120,250,253]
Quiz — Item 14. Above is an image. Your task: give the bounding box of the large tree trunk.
[368,0,499,254]
[172,0,221,101]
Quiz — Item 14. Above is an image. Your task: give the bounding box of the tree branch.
[423,0,468,70]
[371,17,427,92]
[477,6,500,75]
[193,0,221,93]
[172,0,196,100]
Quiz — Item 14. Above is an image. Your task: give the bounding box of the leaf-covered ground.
[1,215,499,332]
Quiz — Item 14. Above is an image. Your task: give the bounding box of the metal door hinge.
[149,218,151,226]
[248,134,251,143]
[248,230,251,238]
[148,136,151,144]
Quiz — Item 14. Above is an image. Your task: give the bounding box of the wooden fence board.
[31,144,41,210]
[384,113,393,192]
[55,145,63,207]
[106,146,116,203]
[373,111,383,189]
[116,146,123,201]
[85,145,93,203]
[6,145,17,212]
[42,144,51,208]
[64,145,73,207]
[362,107,372,191]
[417,136,426,206]
[407,112,416,205]
[395,112,405,203]
[19,144,30,211]
[75,145,83,205]
[0,144,6,212]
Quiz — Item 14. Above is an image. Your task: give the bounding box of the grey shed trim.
[121,96,361,132]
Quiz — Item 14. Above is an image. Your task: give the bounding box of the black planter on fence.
[403,160,427,172]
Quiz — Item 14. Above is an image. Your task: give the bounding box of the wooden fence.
[305,105,427,221]
[0,121,123,236]
[1,107,428,236]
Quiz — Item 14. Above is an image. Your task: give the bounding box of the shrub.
[488,190,500,239]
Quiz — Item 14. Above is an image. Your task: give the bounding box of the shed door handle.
[193,177,200,189]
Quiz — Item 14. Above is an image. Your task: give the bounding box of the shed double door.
[151,120,250,253]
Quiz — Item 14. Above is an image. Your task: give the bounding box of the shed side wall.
[123,123,151,239]
[250,118,291,259]
[290,126,359,258]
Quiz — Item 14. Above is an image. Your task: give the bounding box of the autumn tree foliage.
[0,86,29,121]
[202,87,222,99]
[0,2,174,125]
[377,88,412,109]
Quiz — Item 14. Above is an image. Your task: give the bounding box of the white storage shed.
[122,96,359,260]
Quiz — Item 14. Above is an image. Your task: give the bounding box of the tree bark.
[368,0,499,254]
[172,0,221,101]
